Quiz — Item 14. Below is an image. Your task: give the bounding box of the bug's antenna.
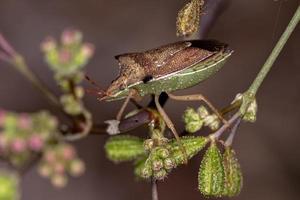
[85,74,106,98]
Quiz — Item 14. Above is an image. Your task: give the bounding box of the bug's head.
[99,76,129,101]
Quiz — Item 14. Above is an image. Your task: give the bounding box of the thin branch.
[225,118,241,146]
[247,5,300,96]
[152,179,159,200]
[210,112,240,139]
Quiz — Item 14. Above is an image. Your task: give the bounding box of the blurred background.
[0,0,299,199]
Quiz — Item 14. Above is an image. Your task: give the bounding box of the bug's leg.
[167,92,229,127]
[116,89,139,121]
[154,95,188,164]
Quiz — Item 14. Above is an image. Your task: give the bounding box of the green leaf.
[222,147,243,197]
[198,142,224,197]
[169,136,208,166]
[104,135,146,163]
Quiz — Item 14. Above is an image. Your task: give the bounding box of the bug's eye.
[119,84,126,90]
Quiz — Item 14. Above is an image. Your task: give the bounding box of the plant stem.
[12,55,61,107]
[247,5,300,96]
[152,179,159,200]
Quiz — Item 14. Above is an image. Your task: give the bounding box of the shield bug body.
[91,40,233,161]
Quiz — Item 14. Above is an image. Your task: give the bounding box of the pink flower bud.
[28,134,44,151]
[69,159,85,177]
[45,151,56,163]
[53,162,65,174]
[58,49,72,64]
[62,145,75,160]
[41,37,56,52]
[51,174,68,188]
[18,114,32,129]
[61,29,82,45]
[10,138,26,153]
[81,43,94,58]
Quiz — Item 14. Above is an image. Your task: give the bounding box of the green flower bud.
[134,157,151,179]
[152,159,164,171]
[157,148,169,159]
[153,169,167,180]
[0,170,20,200]
[169,136,208,166]
[222,147,243,197]
[204,114,220,131]
[176,0,204,37]
[183,107,203,133]
[104,135,145,163]
[143,139,155,151]
[164,158,175,170]
[198,142,224,197]
[197,106,209,119]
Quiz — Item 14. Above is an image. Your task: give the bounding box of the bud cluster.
[138,146,175,180]
[183,106,220,133]
[41,29,94,76]
[0,109,57,166]
[0,170,20,200]
[38,143,85,188]
[41,29,94,116]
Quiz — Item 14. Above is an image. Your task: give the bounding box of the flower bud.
[152,159,164,171]
[157,148,169,159]
[61,29,82,45]
[69,159,85,177]
[143,139,155,151]
[81,43,95,58]
[141,166,152,179]
[41,37,56,52]
[51,174,68,188]
[176,0,204,37]
[28,134,44,151]
[38,164,52,178]
[53,162,65,174]
[153,169,167,180]
[62,145,75,160]
[58,49,72,64]
[164,158,175,170]
[10,138,26,153]
[197,106,209,119]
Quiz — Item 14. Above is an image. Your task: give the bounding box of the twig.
[225,118,241,146]
[247,5,300,96]
[152,179,159,200]
[210,112,240,139]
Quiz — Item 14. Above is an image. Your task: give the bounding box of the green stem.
[247,5,300,95]
[12,55,61,107]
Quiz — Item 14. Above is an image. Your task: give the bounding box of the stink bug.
[88,40,233,161]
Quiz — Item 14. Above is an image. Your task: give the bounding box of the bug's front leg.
[116,89,140,121]
[154,94,188,164]
[166,92,229,127]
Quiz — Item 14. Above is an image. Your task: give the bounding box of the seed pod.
[104,135,145,162]
[169,136,208,166]
[222,147,243,197]
[176,0,204,37]
[198,142,224,197]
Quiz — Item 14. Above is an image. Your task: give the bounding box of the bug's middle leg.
[166,92,229,126]
[154,94,188,164]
